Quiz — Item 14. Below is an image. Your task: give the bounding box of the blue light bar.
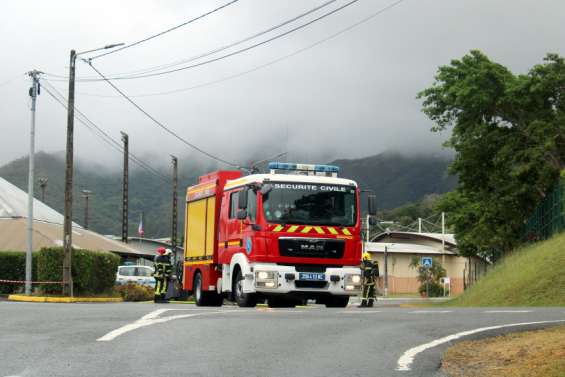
[268,162,340,173]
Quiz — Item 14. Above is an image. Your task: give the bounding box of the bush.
[0,252,38,294]
[114,283,154,301]
[410,257,447,298]
[418,282,446,297]
[37,247,120,295]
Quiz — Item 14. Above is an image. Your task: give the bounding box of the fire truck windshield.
[262,183,357,226]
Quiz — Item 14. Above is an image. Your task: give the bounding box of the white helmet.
[165,248,173,256]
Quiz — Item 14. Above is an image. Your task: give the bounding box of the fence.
[523,177,565,242]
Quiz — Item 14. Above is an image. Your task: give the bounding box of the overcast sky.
[1,0,564,170]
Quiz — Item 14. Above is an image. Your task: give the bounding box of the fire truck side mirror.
[238,188,248,210]
[368,194,377,216]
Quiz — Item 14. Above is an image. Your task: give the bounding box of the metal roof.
[371,231,456,247]
[0,217,146,254]
[0,176,80,227]
[365,241,456,255]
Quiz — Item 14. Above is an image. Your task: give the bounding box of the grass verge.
[444,233,565,307]
[441,325,565,377]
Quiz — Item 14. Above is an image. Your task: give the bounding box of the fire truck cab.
[182,162,373,308]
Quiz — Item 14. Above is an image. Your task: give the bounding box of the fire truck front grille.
[278,238,345,259]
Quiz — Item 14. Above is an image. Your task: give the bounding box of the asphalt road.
[1,300,564,377]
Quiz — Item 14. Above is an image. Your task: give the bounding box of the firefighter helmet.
[165,248,173,256]
[157,247,166,255]
[362,252,371,261]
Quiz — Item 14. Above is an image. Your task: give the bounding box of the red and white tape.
[0,279,64,285]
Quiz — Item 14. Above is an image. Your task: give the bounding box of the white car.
[115,265,155,287]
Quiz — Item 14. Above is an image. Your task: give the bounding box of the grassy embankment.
[442,325,565,377]
[446,232,565,307]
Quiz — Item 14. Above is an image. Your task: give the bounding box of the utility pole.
[62,43,124,297]
[418,218,422,233]
[171,155,178,252]
[441,212,446,267]
[25,70,40,295]
[384,245,389,297]
[39,177,48,202]
[82,190,92,229]
[121,132,129,243]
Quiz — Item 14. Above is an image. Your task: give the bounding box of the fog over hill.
[0,151,456,238]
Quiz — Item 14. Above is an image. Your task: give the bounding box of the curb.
[8,294,123,303]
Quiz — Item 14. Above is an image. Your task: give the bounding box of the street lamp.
[62,43,123,297]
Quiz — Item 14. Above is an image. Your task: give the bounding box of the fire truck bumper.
[244,263,362,296]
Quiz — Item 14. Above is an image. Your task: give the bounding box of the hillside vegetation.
[447,233,565,306]
[0,151,455,238]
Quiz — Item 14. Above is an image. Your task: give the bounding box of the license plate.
[299,272,326,281]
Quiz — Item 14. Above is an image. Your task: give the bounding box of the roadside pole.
[384,245,388,297]
[171,155,178,252]
[25,70,40,295]
[121,132,129,243]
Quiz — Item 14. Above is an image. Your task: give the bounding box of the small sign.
[421,257,433,268]
[440,277,450,284]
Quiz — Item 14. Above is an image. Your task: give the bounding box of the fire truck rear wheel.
[234,269,257,308]
[194,272,223,307]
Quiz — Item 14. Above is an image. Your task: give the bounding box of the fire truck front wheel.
[234,269,257,308]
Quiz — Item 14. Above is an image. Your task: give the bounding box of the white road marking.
[483,310,533,313]
[409,310,453,314]
[396,319,565,371]
[97,309,225,341]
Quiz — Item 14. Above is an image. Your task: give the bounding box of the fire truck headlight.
[257,271,270,280]
[255,271,278,289]
[344,274,362,288]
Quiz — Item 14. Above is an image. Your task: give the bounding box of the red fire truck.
[181,162,376,307]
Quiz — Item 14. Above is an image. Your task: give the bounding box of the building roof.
[365,241,456,255]
[371,231,457,247]
[0,218,149,255]
[0,176,79,226]
[0,176,149,256]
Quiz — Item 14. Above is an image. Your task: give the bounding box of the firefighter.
[153,247,173,303]
[360,252,379,307]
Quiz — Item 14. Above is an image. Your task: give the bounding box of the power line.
[61,0,406,98]
[40,80,170,182]
[84,0,364,81]
[88,0,240,61]
[88,0,339,78]
[41,0,338,82]
[84,61,241,168]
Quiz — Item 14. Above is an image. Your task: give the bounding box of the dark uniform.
[361,257,379,307]
[153,253,172,303]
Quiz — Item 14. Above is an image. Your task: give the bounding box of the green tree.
[418,51,565,259]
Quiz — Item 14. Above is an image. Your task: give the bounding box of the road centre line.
[97,309,228,341]
[396,319,565,372]
[483,310,533,313]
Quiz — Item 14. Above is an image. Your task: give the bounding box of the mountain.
[331,152,456,209]
[0,151,456,238]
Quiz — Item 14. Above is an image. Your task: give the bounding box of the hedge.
[0,252,38,294]
[38,247,120,295]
